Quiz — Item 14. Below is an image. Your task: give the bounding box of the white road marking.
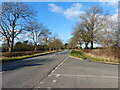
[51,70,55,73]
[42,57,68,85]
[40,82,44,84]
[52,74,118,79]
[36,54,69,87]
[52,80,57,83]
[56,74,61,78]
[50,57,68,74]
[54,67,58,70]
[48,75,52,77]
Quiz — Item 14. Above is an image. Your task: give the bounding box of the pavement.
[2,50,118,88]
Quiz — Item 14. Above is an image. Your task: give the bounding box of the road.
[2,50,118,88]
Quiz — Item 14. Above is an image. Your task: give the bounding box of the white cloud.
[48,3,64,13]
[48,3,84,20]
[48,2,118,22]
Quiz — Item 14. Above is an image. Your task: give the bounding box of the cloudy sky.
[26,1,118,44]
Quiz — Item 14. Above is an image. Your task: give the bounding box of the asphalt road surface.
[2,50,118,88]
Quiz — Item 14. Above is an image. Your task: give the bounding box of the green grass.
[70,50,86,59]
[70,49,119,64]
[1,50,61,62]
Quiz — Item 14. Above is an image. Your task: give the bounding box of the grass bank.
[70,50,86,59]
[1,50,61,62]
[70,49,119,64]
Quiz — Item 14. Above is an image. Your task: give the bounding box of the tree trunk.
[11,38,14,52]
[8,46,12,52]
[34,43,37,51]
[90,30,94,49]
[90,41,93,49]
[34,46,37,51]
[7,39,12,53]
[11,23,15,52]
[45,38,48,45]
[85,42,89,49]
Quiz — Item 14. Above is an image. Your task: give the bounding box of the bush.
[2,51,44,58]
[14,41,34,51]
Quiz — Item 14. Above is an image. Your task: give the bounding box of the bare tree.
[25,21,43,51]
[49,39,63,50]
[79,5,103,49]
[0,2,35,52]
[48,34,63,50]
[69,37,78,49]
[96,15,118,47]
[96,14,119,58]
[72,22,91,49]
[40,27,51,46]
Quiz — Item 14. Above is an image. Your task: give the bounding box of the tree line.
[0,2,64,52]
[69,5,119,50]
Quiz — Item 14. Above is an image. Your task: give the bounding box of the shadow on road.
[2,58,51,72]
[2,50,70,72]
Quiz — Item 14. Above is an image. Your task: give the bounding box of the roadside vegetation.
[0,2,66,61]
[69,5,119,64]
[70,49,119,64]
[2,50,61,62]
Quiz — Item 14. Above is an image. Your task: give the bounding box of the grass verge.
[1,50,61,62]
[70,50,86,59]
[70,49,119,64]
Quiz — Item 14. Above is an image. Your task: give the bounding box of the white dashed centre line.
[56,74,61,78]
[51,57,68,74]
